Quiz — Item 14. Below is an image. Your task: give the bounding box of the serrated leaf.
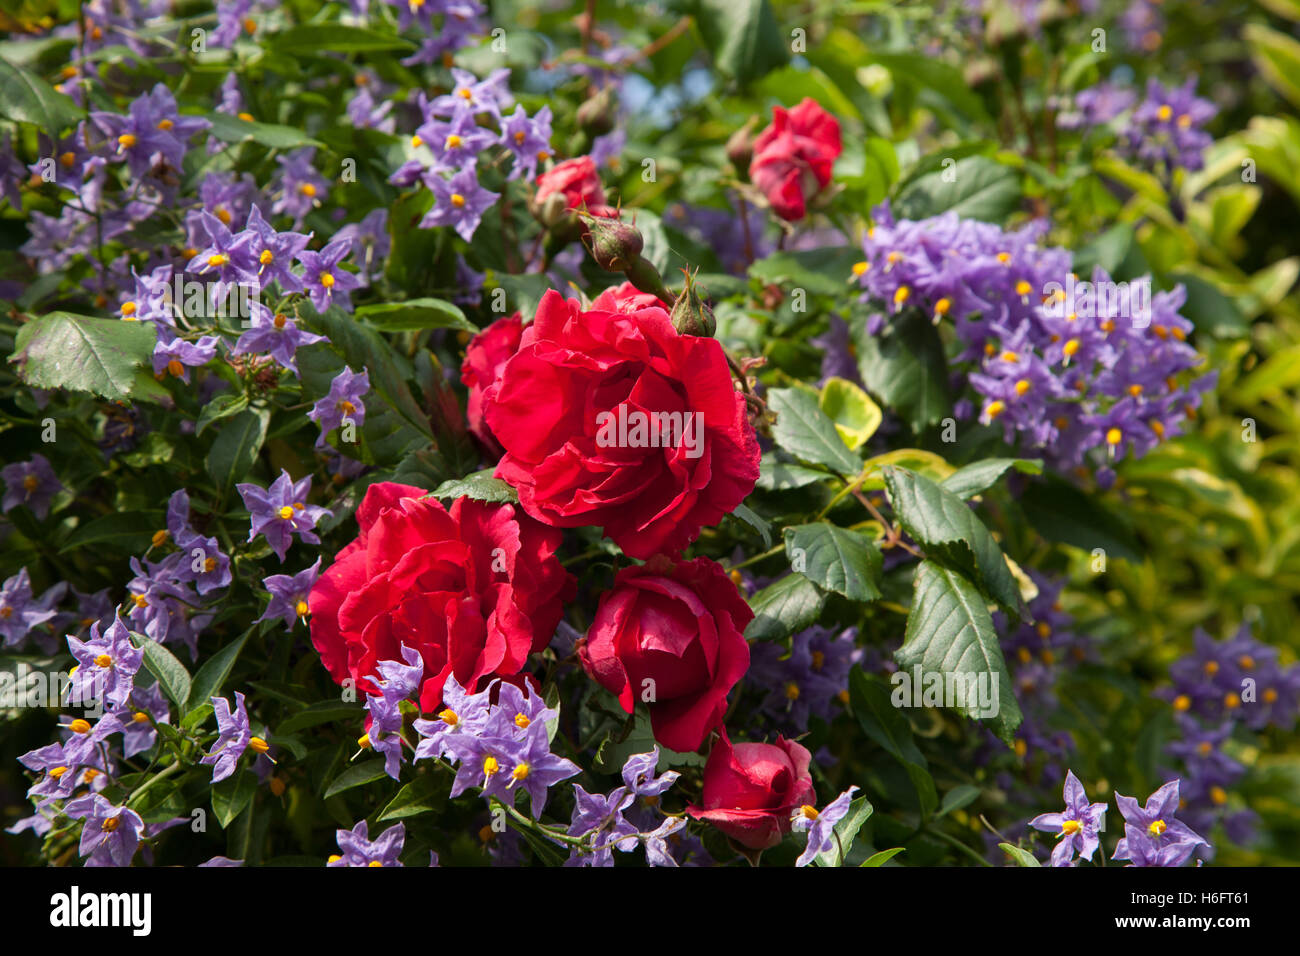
[883,466,1020,614]
[356,298,474,332]
[128,632,192,710]
[748,247,863,296]
[768,387,862,475]
[896,561,1022,743]
[730,502,772,548]
[10,312,157,401]
[195,393,250,436]
[894,156,1021,222]
[940,458,1042,499]
[820,376,882,450]
[0,56,83,133]
[784,522,883,602]
[429,469,518,504]
[744,573,827,641]
[756,453,830,491]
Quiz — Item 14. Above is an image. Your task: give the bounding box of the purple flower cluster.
[1159,623,1300,730]
[747,625,863,732]
[0,567,65,649]
[1122,79,1216,174]
[389,68,550,241]
[856,201,1215,482]
[382,0,488,67]
[566,749,691,867]
[328,820,411,867]
[413,675,579,817]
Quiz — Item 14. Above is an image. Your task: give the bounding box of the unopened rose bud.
[534,190,572,230]
[670,272,716,338]
[582,215,643,272]
[726,117,759,176]
[576,86,618,137]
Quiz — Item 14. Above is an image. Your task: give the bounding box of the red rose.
[590,281,670,314]
[460,312,524,456]
[578,556,752,752]
[748,97,842,221]
[686,731,815,850]
[535,156,617,218]
[308,482,573,713]
[485,290,760,559]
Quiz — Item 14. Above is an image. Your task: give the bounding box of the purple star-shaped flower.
[415,108,498,172]
[259,558,323,630]
[236,469,330,561]
[0,567,62,647]
[328,820,405,867]
[186,209,259,295]
[118,681,170,758]
[238,205,311,293]
[1112,779,1209,867]
[271,147,329,225]
[232,302,327,377]
[201,691,255,783]
[65,793,144,867]
[61,712,126,766]
[621,748,680,798]
[67,614,143,709]
[296,238,363,313]
[566,784,639,867]
[420,164,499,241]
[1029,770,1109,867]
[793,785,859,866]
[500,104,553,182]
[308,367,369,450]
[152,334,220,383]
[1,454,63,519]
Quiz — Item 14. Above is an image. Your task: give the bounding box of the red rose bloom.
[535,156,617,218]
[748,97,842,221]
[460,312,524,456]
[578,556,752,752]
[590,280,670,314]
[485,289,760,559]
[686,731,815,850]
[308,482,573,713]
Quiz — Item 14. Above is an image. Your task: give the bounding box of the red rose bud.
[725,116,759,176]
[581,214,643,273]
[686,731,816,850]
[670,269,716,338]
[579,556,752,752]
[748,97,842,222]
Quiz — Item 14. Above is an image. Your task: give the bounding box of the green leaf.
[356,298,474,333]
[59,511,161,554]
[849,668,937,817]
[940,458,1042,499]
[938,783,982,817]
[378,774,443,822]
[784,522,883,603]
[896,562,1022,743]
[813,794,874,866]
[128,632,192,710]
[429,469,519,504]
[276,701,364,735]
[1244,24,1300,110]
[186,628,252,715]
[999,843,1042,867]
[270,24,418,53]
[861,847,906,867]
[10,312,158,402]
[852,308,952,433]
[744,573,827,642]
[748,247,862,297]
[205,408,269,493]
[0,56,83,132]
[768,387,862,475]
[1167,271,1248,339]
[324,758,390,799]
[211,771,257,829]
[1018,473,1141,562]
[756,454,830,491]
[865,53,990,124]
[883,467,1020,613]
[820,377,882,450]
[690,0,790,87]
[205,112,323,149]
[729,503,772,548]
[894,156,1021,223]
[195,392,250,436]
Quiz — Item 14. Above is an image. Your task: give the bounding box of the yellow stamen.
[95,653,113,668]
[70,719,92,734]
[249,737,270,754]
[117,133,137,149]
